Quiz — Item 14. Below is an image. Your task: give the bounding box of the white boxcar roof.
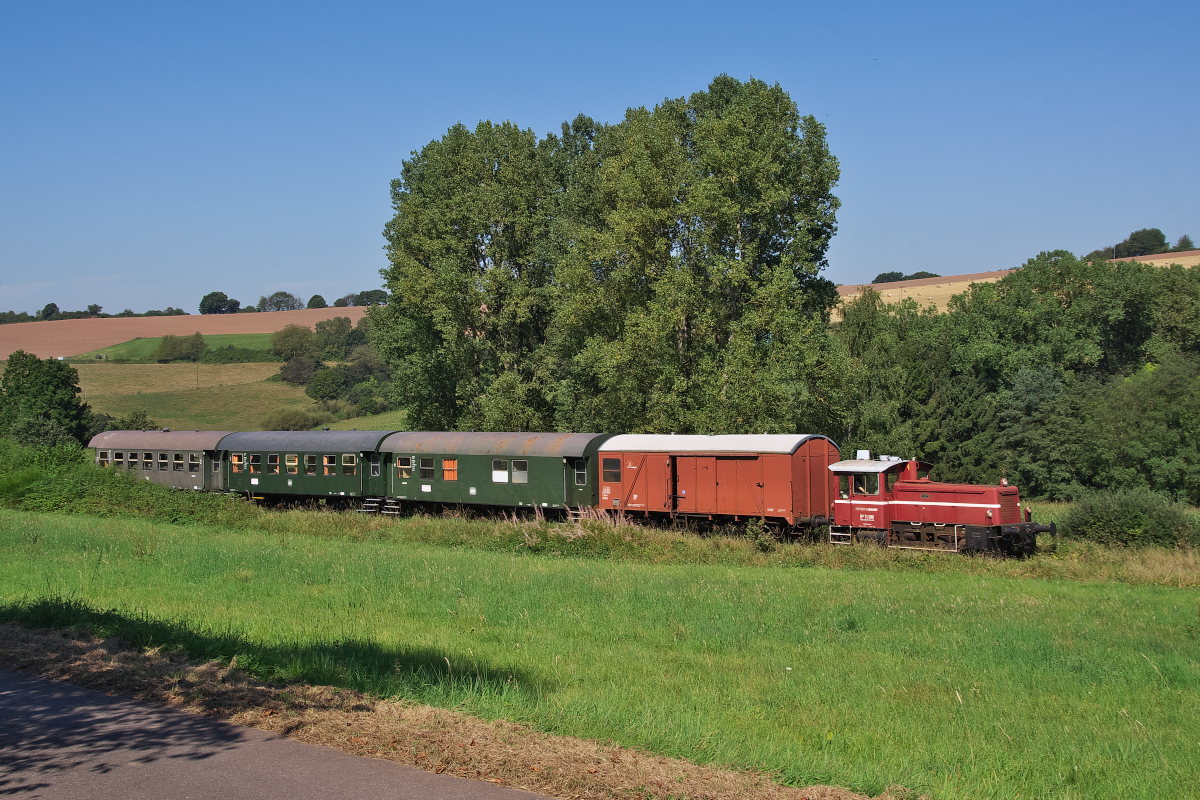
[599,434,832,455]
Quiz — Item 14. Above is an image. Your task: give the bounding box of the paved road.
[0,670,549,800]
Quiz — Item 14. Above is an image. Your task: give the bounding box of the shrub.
[152,332,208,362]
[1059,489,1200,548]
[279,357,318,385]
[261,407,334,431]
[10,417,78,448]
[200,346,280,364]
[270,324,318,360]
[306,369,346,401]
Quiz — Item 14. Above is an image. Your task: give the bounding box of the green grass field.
[69,333,275,363]
[325,408,409,430]
[85,379,313,431]
[1,511,1196,799]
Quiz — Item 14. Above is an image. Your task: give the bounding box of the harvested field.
[0,306,368,359]
[77,363,281,397]
[84,379,312,431]
[0,621,899,800]
[833,270,1014,320]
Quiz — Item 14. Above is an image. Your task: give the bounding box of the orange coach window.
[442,458,457,481]
[323,455,336,476]
[231,453,244,473]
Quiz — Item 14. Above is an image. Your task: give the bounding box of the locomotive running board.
[889,525,962,553]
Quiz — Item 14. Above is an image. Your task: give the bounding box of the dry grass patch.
[84,379,312,431]
[77,363,281,396]
[0,621,913,800]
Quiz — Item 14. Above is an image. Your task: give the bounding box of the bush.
[279,357,319,385]
[270,324,318,360]
[1059,489,1200,548]
[10,417,78,448]
[152,332,208,362]
[261,407,333,431]
[200,346,280,364]
[306,369,346,401]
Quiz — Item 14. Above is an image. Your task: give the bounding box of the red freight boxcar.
[829,455,1053,555]
[596,434,841,528]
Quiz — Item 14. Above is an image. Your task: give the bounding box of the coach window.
[419,458,435,480]
[98,450,110,467]
[574,459,587,486]
[304,454,317,475]
[213,457,221,473]
[189,453,201,473]
[173,453,185,471]
[512,460,528,484]
[231,453,244,473]
[249,454,262,474]
[341,454,356,476]
[267,454,279,475]
[285,454,298,474]
[491,459,508,483]
[158,453,169,471]
[396,456,412,479]
[602,458,621,483]
[370,456,380,477]
[114,452,124,468]
[323,455,336,476]
[442,458,457,481]
[143,452,153,470]
[852,473,879,496]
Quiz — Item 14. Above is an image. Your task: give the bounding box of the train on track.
[88,429,1053,555]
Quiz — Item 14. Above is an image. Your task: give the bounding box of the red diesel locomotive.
[828,454,1054,555]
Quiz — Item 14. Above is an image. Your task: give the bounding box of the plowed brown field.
[0,306,368,359]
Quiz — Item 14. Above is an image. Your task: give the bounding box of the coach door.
[672,456,716,514]
[715,457,765,517]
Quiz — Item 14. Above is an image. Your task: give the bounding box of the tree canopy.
[0,350,90,443]
[199,292,241,314]
[373,74,841,433]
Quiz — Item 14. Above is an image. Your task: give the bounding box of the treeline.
[369,74,1200,504]
[0,304,188,325]
[1085,228,1194,261]
[198,289,387,314]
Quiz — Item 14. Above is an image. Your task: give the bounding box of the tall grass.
[1,512,1197,799]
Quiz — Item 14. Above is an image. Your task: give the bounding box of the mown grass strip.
[1,512,1197,799]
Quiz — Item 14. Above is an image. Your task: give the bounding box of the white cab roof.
[829,458,920,473]
[599,434,832,455]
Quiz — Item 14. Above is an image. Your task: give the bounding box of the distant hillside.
[0,306,369,360]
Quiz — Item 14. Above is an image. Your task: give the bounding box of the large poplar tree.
[373,75,841,433]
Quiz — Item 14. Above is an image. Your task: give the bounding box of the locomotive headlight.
[987,510,993,519]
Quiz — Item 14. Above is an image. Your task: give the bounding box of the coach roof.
[599,434,836,454]
[217,431,397,452]
[88,430,233,451]
[380,432,612,458]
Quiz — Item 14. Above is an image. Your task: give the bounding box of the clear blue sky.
[1,1,1196,314]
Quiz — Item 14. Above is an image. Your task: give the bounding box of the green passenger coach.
[378,432,612,510]
[220,430,396,500]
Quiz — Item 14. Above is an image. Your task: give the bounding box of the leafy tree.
[0,350,89,443]
[334,293,358,307]
[357,289,388,306]
[258,291,304,312]
[374,75,841,434]
[1172,234,1195,252]
[86,304,102,316]
[315,316,352,360]
[906,271,940,280]
[40,303,59,320]
[305,369,346,401]
[279,356,319,385]
[270,324,318,360]
[151,332,208,362]
[10,417,78,448]
[306,294,327,309]
[872,271,905,284]
[199,291,241,314]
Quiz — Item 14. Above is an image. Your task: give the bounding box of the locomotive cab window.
[574,459,587,486]
[602,458,621,483]
[173,453,185,471]
[249,454,262,474]
[838,475,850,499]
[158,453,169,471]
[285,454,298,474]
[886,471,901,492]
[442,458,457,481]
[396,456,412,479]
[189,453,201,473]
[304,455,317,475]
[323,455,336,476]
[491,459,508,483]
[341,454,356,476]
[231,453,244,473]
[419,458,435,479]
[267,454,279,474]
[512,460,528,484]
[98,450,110,467]
[852,473,879,495]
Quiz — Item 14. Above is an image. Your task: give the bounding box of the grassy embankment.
[1,503,1198,799]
